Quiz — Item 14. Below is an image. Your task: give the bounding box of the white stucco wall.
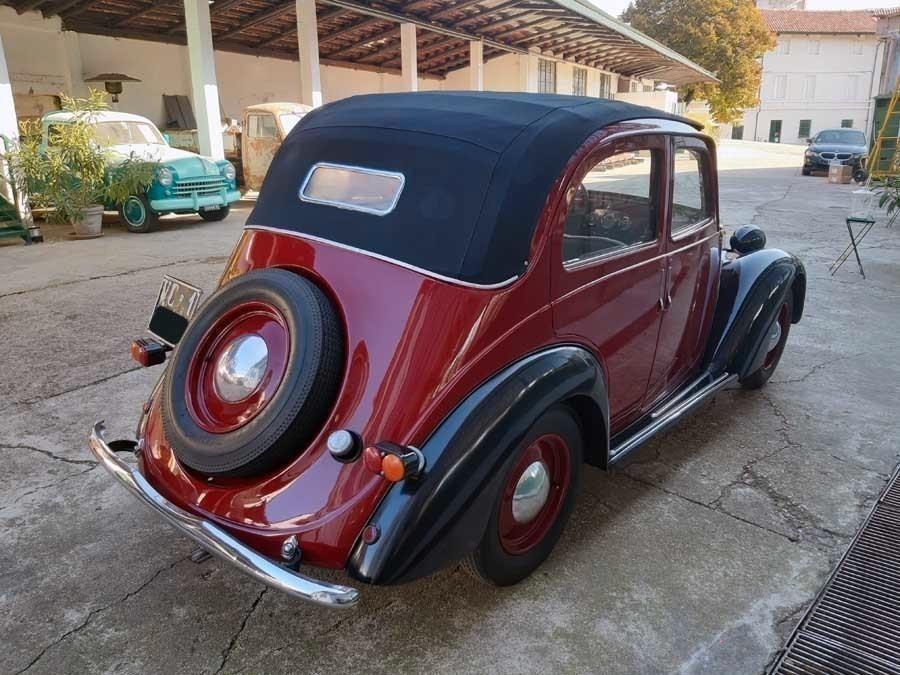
[740,32,881,144]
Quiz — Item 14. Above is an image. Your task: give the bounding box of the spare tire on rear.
[162,268,344,478]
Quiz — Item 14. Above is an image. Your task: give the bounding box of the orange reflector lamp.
[362,442,426,482]
[131,338,169,367]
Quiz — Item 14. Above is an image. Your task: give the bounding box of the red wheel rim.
[763,303,789,370]
[498,433,571,555]
[185,301,290,433]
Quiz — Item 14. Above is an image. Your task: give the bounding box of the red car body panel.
[138,119,721,570]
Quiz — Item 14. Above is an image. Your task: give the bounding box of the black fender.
[345,345,608,586]
[704,248,806,379]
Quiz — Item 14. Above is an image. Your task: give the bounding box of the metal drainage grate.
[772,468,900,675]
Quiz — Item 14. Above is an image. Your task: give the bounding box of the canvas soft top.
[248,91,700,286]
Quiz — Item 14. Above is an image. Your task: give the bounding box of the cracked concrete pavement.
[2,140,899,674]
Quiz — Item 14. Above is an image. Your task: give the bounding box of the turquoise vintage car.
[41,110,240,233]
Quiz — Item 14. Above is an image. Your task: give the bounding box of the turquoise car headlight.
[221,162,236,181]
[158,166,174,187]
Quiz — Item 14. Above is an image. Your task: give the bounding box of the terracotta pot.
[72,204,104,237]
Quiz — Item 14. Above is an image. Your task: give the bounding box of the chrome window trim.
[563,238,658,271]
[558,229,720,304]
[298,162,405,216]
[671,216,716,242]
[243,226,520,290]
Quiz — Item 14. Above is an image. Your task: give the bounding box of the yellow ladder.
[868,77,900,179]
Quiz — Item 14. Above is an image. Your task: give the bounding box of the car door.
[643,135,721,410]
[242,112,281,191]
[551,134,668,432]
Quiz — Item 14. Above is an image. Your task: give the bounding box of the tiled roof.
[760,10,877,34]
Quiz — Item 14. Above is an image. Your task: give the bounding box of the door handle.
[661,260,672,310]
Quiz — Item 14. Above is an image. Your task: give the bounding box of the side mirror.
[729,225,766,255]
[807,138,813,145]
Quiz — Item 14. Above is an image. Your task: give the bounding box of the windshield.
[814,130,866,145]
[94,121,166,146]
[279,113,305,136]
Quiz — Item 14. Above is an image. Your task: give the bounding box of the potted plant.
[5,89,156,237]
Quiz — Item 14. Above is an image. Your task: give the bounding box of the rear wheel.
[464,406,582,586]
[801,167,811,176]
[119,195,159,233]
[199,205,230,222]
[741,297,792,390]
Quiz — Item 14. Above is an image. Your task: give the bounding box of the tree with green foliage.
[623,0,775,124]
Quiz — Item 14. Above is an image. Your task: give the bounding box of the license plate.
[148,275,203,347]
[201,205,221,212]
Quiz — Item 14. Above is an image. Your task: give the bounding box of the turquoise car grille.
[172,176,227,197]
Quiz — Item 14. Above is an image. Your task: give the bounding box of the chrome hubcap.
[767,319,782,353]
[214,335,268,402]
[511,461,551,524]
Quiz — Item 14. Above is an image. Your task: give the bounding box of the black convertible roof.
[249,92,700,286]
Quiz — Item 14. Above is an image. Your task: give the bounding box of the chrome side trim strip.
[89,423,360,608]
[609,372,737,463]
[243,226,520,291]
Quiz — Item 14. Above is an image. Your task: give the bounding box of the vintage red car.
[90,92,806,608]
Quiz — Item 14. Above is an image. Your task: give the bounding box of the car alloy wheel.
[762,302,790,370]
[498,434,572,555]
[185,301,290,433]
[463,406,582,586]
[122,196,146,227]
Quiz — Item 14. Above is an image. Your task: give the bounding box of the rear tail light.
[362,442,425,482]
[131,338,169,367]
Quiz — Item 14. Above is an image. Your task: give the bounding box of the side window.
[671,139,712,234]
[563,147,659,265]
[247,113,278,139]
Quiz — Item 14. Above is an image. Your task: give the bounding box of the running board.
[609,372,738,463]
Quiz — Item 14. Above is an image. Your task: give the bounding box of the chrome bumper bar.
[88,422,360,608]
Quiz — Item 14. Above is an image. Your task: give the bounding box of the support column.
[184,0,224,159]
[0,31,32,227]
[296,0,323,107]
[519,49,539,93]
[61,31,86,98]
[400,23,417,92]
[469,39,483,91]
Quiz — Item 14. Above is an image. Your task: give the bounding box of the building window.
[776,39,791,55]
[598,73,611,99]
[774,75,787,99]
[798,119,812,139]
[732,125,744,140]
[573,67,587,96]
[538,59,556,94]
[808,39,821,55]
[842,119,854,128]
[769,119,782,143]
[803,75,816,99]
[852,40,864,55]
[631,79,640,92]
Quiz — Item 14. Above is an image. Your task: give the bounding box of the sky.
[593,0,898,18]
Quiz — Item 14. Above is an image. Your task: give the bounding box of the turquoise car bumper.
[150,189,241,213]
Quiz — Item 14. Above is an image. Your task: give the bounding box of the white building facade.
[739,10,880,145]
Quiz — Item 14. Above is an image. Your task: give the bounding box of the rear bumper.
[150,189,241,213]
[88,422,360,608]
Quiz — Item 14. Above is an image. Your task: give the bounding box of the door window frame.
[553,133,669,290]
[669,135,717,241]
